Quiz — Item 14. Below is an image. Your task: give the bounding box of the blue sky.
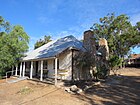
[0,0,140,53]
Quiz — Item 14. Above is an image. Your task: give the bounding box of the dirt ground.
[0,68,140,105]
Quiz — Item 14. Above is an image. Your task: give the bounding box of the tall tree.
[34,35,52,49]
[91,13,140,69]
[0,16,29,77]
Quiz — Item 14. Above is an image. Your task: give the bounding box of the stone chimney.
[83,30,96,76]
[83,30,96,55]
[98,38,109,60]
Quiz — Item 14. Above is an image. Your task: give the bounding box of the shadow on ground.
[65,75,140,105]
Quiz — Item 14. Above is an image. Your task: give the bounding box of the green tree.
[0,16,29,78]
[133,22,140,47]
[91,13,140,69]
[34,35,52,49]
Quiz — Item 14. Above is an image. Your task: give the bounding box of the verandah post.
[55,58,58,86]
[22,62,25,77]
[15,66,18,76]
[19,62,22,77]
[40,60,43,81]
[30,61,33,79]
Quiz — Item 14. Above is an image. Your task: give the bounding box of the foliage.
[91,13,140,69]
[96,64,109,79]
[75,52,93,69]
[91,13,140,56]
[34,35,52,49]
[109,55,122,70]
[75,51,109,80]
[134,22,140,47]
[74,52,94,79]
[0,16,29,77]
[96,57,110,79]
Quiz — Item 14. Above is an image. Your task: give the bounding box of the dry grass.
[17,86,33,95]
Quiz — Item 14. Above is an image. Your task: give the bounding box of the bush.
[109,55,122,74]
[0,69,5,79]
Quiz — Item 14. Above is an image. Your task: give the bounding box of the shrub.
[109,55,123,74]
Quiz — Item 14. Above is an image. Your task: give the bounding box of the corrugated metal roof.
[22,35,84,61]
